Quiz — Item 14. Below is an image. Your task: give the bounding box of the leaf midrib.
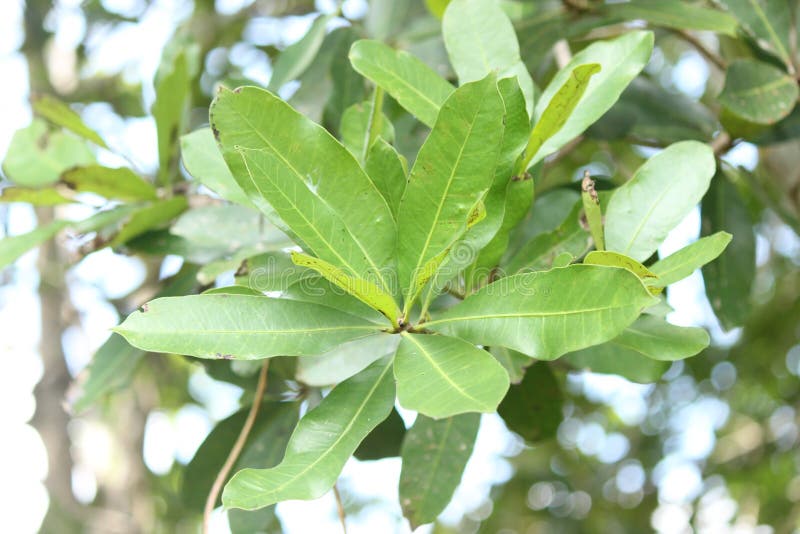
[426,303,639,327]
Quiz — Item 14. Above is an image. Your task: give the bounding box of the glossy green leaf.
[32,94,108,147]
[462,76,533,287]
[718,59,799,125]
[297,333,399,387]
[114,294,386,360]
[181,128,255,208]
[152,51,189,185]
[0,186,72,205]
[354,408,406,461]
[426,264,657,360]
[442,0,535,113]
[60,165,157,201]
[291,251,399,326]
[183,401,299,509]
[605,141,716,262]
[235,252,310,293]
[222,357,395,510]
[498,362,562,443]
[718,0,793,65]
[396,75,504,311]
[281,277,387,324]
[268,14,334,92]
[2,119,94,187]
[349,40,455,128]
[394,333,509,418]
[603,1,739,35]
[210,86,396,294]
[505,201,589,274]
[365,138,407,220]
[109,196,187,247]
[650,232,732,287]
[399,413,480,528]
[519,63,601,172]
[0,220,68,271]
[340,100,394,160]
[529,31,653,167]
[701,173,755,330]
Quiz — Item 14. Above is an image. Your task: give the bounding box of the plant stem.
[203,360,270,534]
[333,483,348,534]
[672,29,727,71]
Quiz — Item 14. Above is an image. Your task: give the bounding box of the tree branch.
[203,360,270,534]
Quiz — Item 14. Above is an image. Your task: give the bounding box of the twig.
[710,131,735,157]
[203,360,270,534]
[333,483,348,534]
[671,29,727,71]
[553,39,573,69]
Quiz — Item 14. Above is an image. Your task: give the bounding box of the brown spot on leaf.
[581,170,599,204]
[140,303,149,313]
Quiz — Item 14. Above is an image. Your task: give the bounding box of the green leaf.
[365,138,407,220]
[235,252,311,293]
[618,315,710,362]
[223,357,395,510]
[323,28,365,133]
[152,51,189,185]
[0,186,72,205]
[32,94,108,147]
[519,63,601,172]
[297,333,400,387]
[394,333,509,418]
[398,413,480,528]
[210,86,396,294]
[355,408,406,461]
[281,277,387,324]
[701,172,755,330]
[367,0,412,39]
[424,0,451,19]
[114,295,386,360]
[718,0,793,65]
[605,141,716,262]
[396,74,504,311]
[0,220,68,271]
[109,196,187,247]
[491,346,532,384]
[566,315,710,382]
[650,232,732,287]
[181,128,255,208]
[340,100,395,160]
[565,346,668,383]
[528,31,653,167]
[2,119,94,187]
[426,264,657,360]
[290,252,399,326]
[60,165,157,201]
[603,1,739,35]
[505,200,589,274]
[268,14,334,92]
[497,362,562,443]
[70,265,200,413]
[349,40,455,128]
[171,205,289,254]
[463,76,533,287]
[442,0,535,113]
[718,59,799,125]
[583,250,660,290]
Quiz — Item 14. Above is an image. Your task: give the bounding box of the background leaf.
[718,59,799,125]
[268,14,334,93]
[60,165,156,201]
[497,362,562,443]
[32,94,108,147]
[398,413,480,528]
